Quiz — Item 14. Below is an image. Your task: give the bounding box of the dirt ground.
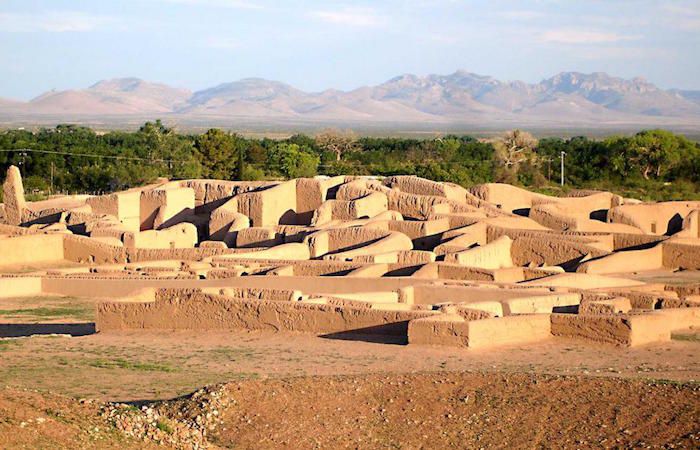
[1,372,697,449]
[1,328,699,403]
[1,295,699,448]
[211,372,700,449]
[0,387,158,449]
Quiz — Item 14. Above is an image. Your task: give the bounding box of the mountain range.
[2,71,700,127]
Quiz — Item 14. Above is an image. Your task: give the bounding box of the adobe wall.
[179,179,272,208]
[86,191,140,230]
[126,223,198,249]
[387,218,450,250]
[612,233,665,251]
[501,293,581,315]
[62,234,239,264]
[235,181,298,227]
[213,287,302,302]
[267,260,363,276]
[323,232,413,261]
[509,234,608,268]
[96,288,435,336]
[41,273,471,298]
[662,239,700,269]
[339,181,479,221]
[217,242,311,261]
[549,311,692,346]
[408,313,551,348]
[676,210,699,238]
[140,187,196,230]
[577,244,664,274]
[608,201,700,235]
[406,314,470,347]
[208,197,250,244]
[304,227,397,257]
[0,276,43,297]
[522,273,646,289]
[468,183,556,213]
[236,227,282,248]
[415,263,525,283]
[383,176,468,202]
[295,176,346,224]
[410,283,551,305]
[467,315,552,348]
[0,234,65,267]
[443,235,513,269]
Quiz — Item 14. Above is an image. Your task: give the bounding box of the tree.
[267,143,319,178]
[626,130,682,179]
[195,129,238,180]
[315,129,357,161]
[493,130,538,183]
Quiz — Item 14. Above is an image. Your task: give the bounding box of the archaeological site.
[1,165,699,349]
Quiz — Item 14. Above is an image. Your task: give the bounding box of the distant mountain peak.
[3,71,699,125]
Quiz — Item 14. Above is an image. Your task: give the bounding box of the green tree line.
[1,122,698,201]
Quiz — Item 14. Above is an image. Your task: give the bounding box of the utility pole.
[50,161,55,195]
[560,151,566,186]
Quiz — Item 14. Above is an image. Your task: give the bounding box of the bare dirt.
[1,295,699,448]
[211,372,700,449]
[0,387,156,449]
[1,372,698,449]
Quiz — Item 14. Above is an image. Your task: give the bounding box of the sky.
[1,0,699,100]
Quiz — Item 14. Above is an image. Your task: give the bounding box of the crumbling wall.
[235,181,298,227]
[468,183,556,214]
[608,201,700,235]
[235,227,282,248]
[662,239,700,269]
[295,176,346,224]
[86,191,140,231]
[548,311,695,346]
[443,235,513,269]
[577,244,664,274]
[96,288,435,336]
[408,313,551,348]
[125,223,198,249]
[208,197,250,245]
[383,176,468,202]
[140,187,195,230]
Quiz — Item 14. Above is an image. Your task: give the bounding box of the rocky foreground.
[2,372,698,449]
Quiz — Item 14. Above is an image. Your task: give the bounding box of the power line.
[0,148,189,164]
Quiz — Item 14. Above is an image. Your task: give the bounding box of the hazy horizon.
[1,0,699,101]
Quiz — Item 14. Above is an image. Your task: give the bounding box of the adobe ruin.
[1,166,698,348]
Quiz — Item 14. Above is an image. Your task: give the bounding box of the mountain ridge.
[3,71,700,126]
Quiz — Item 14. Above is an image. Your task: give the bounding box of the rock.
[2,165,26,225]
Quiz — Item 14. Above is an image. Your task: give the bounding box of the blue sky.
[1,0,699,100]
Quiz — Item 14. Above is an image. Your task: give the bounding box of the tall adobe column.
[2,165,26,225]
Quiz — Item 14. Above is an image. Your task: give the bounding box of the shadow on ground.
[0,322,96,338]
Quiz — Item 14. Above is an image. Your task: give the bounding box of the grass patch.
[210,346,257,360]
[0,340,20,352]
[0,305,93,321]
[156,420,174,434]
[86,358,177,373]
